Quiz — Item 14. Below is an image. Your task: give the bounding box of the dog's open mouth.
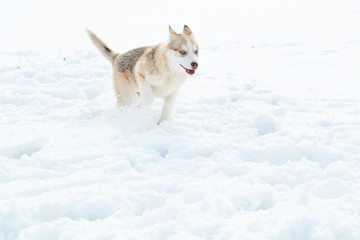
[180,65,195,75]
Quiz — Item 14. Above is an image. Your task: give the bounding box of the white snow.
[1,0,360,239]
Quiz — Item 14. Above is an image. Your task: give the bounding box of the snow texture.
[1,0,360,239]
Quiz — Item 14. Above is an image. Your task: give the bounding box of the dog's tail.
[86,28,116,63]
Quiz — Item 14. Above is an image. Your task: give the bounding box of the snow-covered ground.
[1,0,360,239]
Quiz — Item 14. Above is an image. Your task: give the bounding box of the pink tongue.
[186,69,195,75]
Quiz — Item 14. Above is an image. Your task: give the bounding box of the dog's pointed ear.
[169,25,177,36]
[183,25,192,35]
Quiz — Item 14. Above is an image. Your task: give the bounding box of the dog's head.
[166,25,199,75]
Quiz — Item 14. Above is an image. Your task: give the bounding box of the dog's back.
[115,47,147,72]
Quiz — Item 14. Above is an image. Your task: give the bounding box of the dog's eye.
[194,50,198,54]
[180,50,186,55]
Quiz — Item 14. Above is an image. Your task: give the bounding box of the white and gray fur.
[86,25,199,124]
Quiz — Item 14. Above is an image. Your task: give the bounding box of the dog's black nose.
[191,62,198,70]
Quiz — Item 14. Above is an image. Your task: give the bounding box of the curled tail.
[86,28,116,63]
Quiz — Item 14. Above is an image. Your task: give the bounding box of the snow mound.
[1,47,360,240]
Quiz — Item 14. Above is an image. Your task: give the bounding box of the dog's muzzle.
[181,62,198,75]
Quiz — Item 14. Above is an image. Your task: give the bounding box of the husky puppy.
[86,25,199,124]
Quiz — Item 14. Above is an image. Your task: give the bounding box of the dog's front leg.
[138,83,154,107]
[157,91,179,125]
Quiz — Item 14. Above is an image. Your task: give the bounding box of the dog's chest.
[150,74,187,97]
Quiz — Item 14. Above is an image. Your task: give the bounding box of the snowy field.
[1,0,360,239]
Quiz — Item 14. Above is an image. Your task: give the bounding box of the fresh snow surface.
[1,0,360,239]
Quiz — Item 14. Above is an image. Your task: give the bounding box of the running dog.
[86,25,199,124]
